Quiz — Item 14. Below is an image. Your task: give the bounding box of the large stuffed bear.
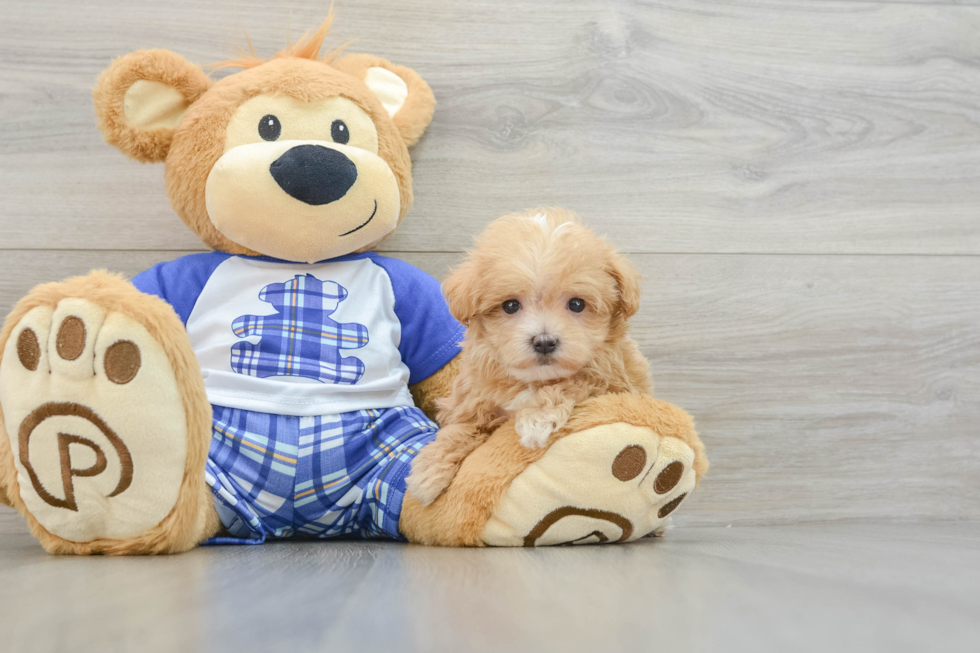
[0,17,707,554]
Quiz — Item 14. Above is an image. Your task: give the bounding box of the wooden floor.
[0,0,978,650]
[1,510,978,653]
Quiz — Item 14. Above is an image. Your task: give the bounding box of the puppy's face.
[480,269,618,382]
[445,210,641,382]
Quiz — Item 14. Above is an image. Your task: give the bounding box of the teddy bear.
[0,16,708,554]
[230,275,370,384]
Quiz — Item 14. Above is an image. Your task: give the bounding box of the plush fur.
[93,49,212,163]
[0,14,441,553]
[4,15,434,551]
[92,16,435,261]
[399,392,706,546]
[0,272,218,554]
[409,356,460,422]
[406,208,653,505]
[0,16,710,554]
[332,53,436,147]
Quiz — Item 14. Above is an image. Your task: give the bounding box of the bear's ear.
[93,49,211,163]
[332,54,435,147]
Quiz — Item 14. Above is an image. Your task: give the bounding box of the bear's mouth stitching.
[338,199,378,237]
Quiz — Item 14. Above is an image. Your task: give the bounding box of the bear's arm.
[132,252,232,325]
[409,355,460,423]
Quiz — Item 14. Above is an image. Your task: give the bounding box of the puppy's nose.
[532,334,559,355]
[270,144,358,206]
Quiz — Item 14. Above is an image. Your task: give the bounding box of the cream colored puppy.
[406,208,652,506]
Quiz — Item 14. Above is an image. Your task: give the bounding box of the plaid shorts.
[203,404,437,545]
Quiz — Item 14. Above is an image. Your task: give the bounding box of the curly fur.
[406,208,653,505]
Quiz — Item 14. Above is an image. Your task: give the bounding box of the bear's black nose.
[270,144,357,206]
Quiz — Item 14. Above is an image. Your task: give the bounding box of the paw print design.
[482,414,700,547]
[0,295,190,542]
[231,274,369,384]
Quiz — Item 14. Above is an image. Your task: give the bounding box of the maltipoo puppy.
[406,207,652,506]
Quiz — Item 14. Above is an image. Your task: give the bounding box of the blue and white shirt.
[133,252,463,417]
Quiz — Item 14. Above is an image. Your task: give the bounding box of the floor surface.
[1,507,977,653]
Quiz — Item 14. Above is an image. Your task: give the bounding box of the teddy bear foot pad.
[0,282,201,550]
[483,422,697,546]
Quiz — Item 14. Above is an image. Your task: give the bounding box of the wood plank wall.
[1,0,978,525]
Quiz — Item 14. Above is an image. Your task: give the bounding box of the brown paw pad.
[611,444,647,481]
[104,340,141,385]
[654,461,684,494]
[658,493,687,518]
[16,316,142,385]
[56,316,86,361]
[16,328,40,371]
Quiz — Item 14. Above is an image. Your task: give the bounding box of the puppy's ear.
[332,53,435,147]
[442,260,482,326]
[93,49,211,163]
[608,253,642,319]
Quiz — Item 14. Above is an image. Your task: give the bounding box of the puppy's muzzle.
[270,144,358,206]
[532,334,559,355]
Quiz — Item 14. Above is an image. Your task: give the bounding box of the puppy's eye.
[502,299,522,314]
[567,298,586,313]
[331,119,350,145]
[258,115,281,141]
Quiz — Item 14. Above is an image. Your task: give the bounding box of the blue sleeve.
[368,254,464,384]
[132,252,231,325]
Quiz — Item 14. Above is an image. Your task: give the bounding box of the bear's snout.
[269,144,358,206]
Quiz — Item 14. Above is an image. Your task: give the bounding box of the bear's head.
[259,275,348,315]
[93,16,434,263]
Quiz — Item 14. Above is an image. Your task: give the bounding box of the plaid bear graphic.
[230,274,369,384]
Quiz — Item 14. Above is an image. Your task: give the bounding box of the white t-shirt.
[133,252,463,416]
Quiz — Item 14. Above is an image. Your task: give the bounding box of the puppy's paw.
[406,453,458,507]
[405,473,445,507]
[515,416,556,448]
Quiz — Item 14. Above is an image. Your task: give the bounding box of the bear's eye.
[502,299,521,314]
[331,119,350,145]
[567,298,586,313]
[258,115,281,141]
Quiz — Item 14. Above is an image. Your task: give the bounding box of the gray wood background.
[1,0,978,527]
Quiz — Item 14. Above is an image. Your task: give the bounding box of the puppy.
[406,207,652,506]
